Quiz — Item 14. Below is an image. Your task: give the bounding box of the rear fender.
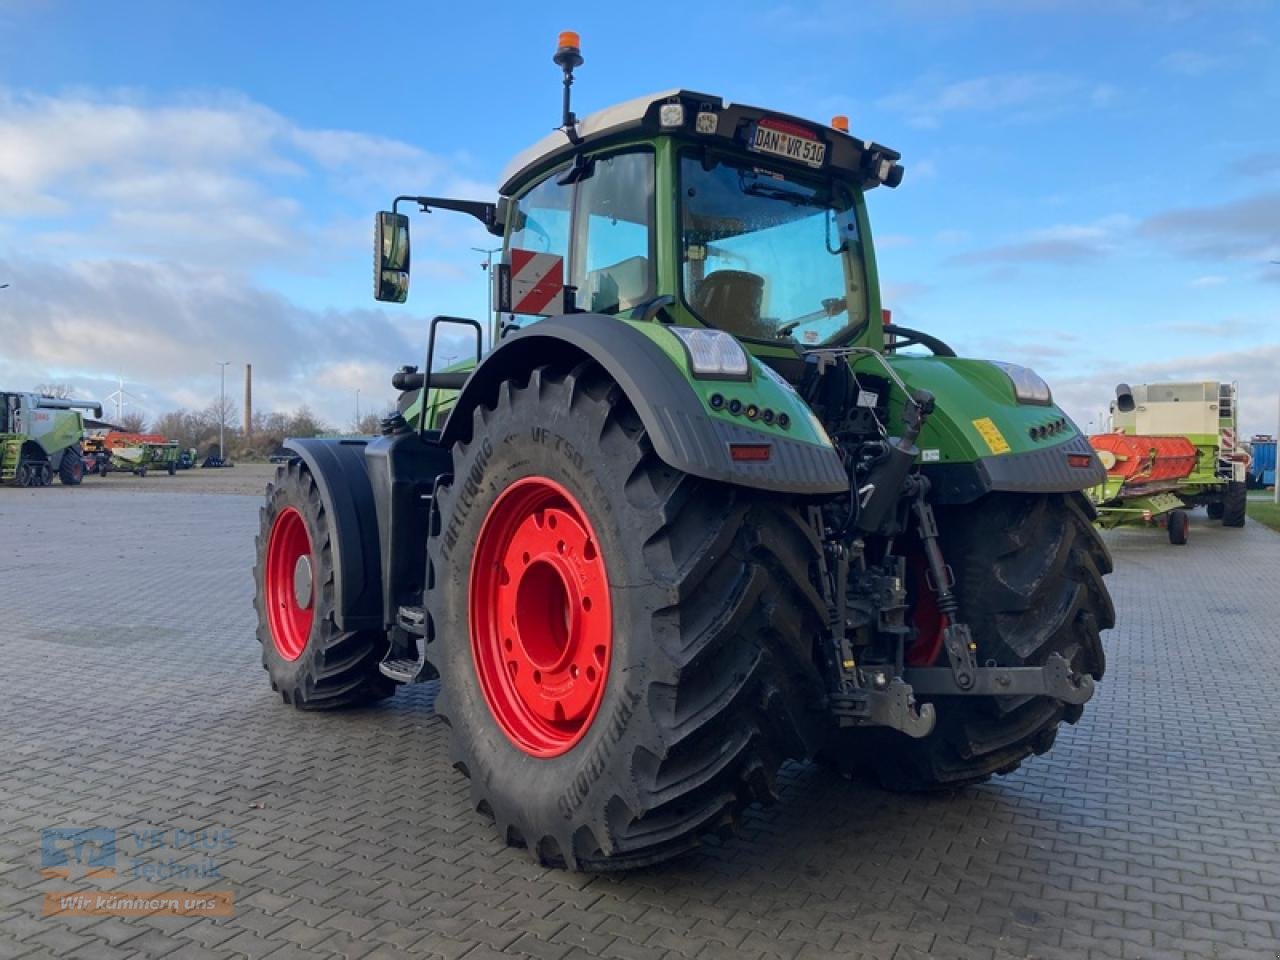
[441,315,848,496]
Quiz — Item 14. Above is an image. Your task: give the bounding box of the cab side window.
[572,151,654,315]
[506,174,574,326]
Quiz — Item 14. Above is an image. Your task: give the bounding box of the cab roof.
[499,89,903,197]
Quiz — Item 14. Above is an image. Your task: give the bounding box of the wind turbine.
[102,375,141,423]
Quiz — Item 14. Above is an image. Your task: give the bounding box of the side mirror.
[374,211,411,303]
[1115,383,1135,414]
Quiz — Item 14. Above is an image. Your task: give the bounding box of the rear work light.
[1067,453,1095,468]
[729,443,772,462]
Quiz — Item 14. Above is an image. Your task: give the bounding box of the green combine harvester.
[0,391,101,487]
[1088,381,1248,545]
[251,34,1115,870]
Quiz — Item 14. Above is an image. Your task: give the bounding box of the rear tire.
[1168,508,1189,545]
[59,446,84,486]
[1221,481,1247,527]
[253,461,395,710]
[830,492,1113,791]
[167,461,177,476]
[1206,501,1224,520]
[427,363,829,869]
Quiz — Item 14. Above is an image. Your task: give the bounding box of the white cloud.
[948,214,1133,266]
[1050,343,1280,438]
[1190,275,1228,287]
[0,87,489,269]
[876,72,1087,128]
[1160,49,1225,76]
[1090,84,1119,107]
[0,87,497,427]
[876,234,914,249]
[1140,191,1280,265]
[910,159,938,181]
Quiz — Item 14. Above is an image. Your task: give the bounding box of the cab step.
[377,605,436,683]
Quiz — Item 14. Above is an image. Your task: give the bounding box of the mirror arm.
[393,195,502,235]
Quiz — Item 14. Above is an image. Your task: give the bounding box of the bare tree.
[286,406,328,438]
[117,411,148,433]
[35,383,75,399]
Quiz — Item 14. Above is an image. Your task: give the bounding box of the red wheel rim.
[469,476,613,758]
[265,506,314,661]
[904,548,946,667]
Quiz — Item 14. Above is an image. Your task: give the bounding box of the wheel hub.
[293,554,314,610]
[469,476,612,757]
[265,506,314,661]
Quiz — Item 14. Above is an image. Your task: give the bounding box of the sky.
[0,0,1277,436]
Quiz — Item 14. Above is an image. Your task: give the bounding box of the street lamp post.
[473,246,502,347]
[356,388,361,430]
[217,361,231,461]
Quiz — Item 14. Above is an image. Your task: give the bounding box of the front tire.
[427,363,829,869]
[59,446,84,485]
[253,461,394,709]
[833,492,1113,791]
[1221,481,1247,527]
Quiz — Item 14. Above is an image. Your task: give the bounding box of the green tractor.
[0,391,101,487]
[253,36,1114,870]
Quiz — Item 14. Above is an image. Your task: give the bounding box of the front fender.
[442,315,847,496]
[281,437,382,631]
[872,356,1106,504]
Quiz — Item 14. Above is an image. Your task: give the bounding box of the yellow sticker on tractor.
[972,417,1011,455]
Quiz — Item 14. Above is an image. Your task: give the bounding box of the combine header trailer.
[98,432,181,477]
[1089,381,1248,544]
[250,33,1115,870]
[0,392,100,487]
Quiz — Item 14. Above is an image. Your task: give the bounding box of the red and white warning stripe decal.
[509,248,565,316]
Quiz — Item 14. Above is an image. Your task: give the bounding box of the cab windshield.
[679,151,867,345]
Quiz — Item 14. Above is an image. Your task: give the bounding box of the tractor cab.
[374,33,904,376]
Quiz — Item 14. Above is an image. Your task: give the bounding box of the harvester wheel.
[1221,481,1247,528]
[426,362,828,869]
[14,463,32,487]
[1168,509,1190,545]
[832,492,1113,791]
[167,461,177,476]
[253,460,395,710]
[1206,501,1224,520]
[59,447,84,486]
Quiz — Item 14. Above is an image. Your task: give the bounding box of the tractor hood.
[856,355,1106,504]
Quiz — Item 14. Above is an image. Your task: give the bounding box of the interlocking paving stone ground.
[1,486,1278,959]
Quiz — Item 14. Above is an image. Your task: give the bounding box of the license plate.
[749,119,826,168]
